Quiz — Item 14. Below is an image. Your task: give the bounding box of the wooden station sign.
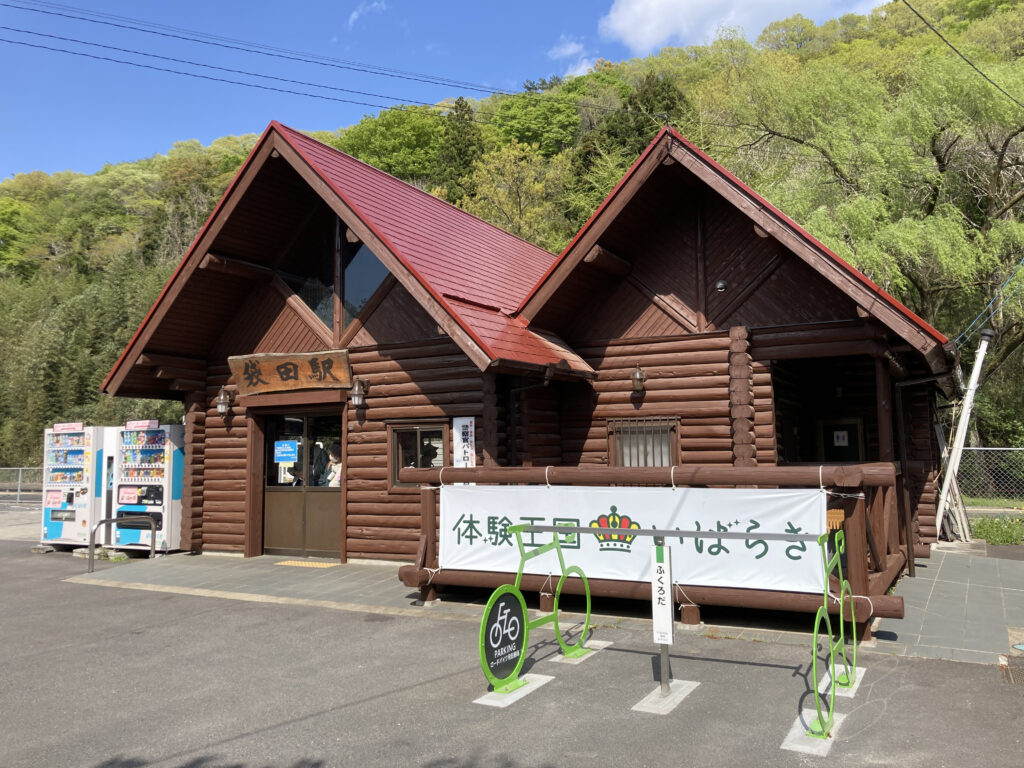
[228,350,352,396]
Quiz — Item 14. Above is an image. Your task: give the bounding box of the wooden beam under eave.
[200,252,274,281]
[666,143,946,370]
[169,378,207,391]
[104,137,279,397]
[269,276,333,349]
[154,366,209,381]
[582,245,631,277]
[519,141,672,323]
[137,353,207,369]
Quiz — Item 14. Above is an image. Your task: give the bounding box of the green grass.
[963,496,1023,510]
[969,515,1024,546]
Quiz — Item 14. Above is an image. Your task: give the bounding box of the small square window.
[389,424,447,489]
[608,418,678,467]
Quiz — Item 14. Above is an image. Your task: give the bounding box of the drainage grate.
[1002,657,1024,686]
[274,560,338,569]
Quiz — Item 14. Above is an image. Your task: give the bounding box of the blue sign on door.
[274,440,298,463]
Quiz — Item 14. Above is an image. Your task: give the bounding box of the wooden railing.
[397,463,910,640]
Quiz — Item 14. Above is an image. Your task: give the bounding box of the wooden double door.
[263,413,343,557]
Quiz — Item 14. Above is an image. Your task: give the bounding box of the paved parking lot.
[2,514,1023,767]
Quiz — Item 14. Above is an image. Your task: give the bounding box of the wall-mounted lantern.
[631,364,648,394]
[715,279,728,293]
[215,387,234,416]
[350,378,369,408]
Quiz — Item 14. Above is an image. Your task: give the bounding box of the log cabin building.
[103,122,955,617]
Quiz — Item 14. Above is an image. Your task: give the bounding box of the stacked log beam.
[346,339,483,560]
[200,364,247,552]
[729,326,756,466]
[572,333,734,465]
[180,389,207,552]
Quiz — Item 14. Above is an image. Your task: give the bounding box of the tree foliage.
[4,1,1024,460]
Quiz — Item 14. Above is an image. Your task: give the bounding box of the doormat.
[1002,656,1024,686]
[274,560,339,568]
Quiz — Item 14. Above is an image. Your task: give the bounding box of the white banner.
[440,486,826,593]
[452,417,476,468]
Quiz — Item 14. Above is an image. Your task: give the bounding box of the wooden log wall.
[199,363,248,552]
[518,383,562,467]
[902,386,941,542]
[568,332,735,465]
[180,389,207,551]
[346,338,483,561]
[729,326,756,466]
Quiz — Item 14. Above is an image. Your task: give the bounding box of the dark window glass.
[265,415,342,487]
[391,426,444,486]
[343,243,389,327]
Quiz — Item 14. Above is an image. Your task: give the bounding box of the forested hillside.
[3,0,1024,464]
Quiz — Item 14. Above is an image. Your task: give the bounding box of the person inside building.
[325,443,343,487]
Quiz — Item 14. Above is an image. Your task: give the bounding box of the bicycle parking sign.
[480,586,528,688]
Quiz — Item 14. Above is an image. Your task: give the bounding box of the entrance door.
[264,413,342,557]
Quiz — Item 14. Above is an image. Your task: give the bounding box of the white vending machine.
[112,420,185,552]
[41,423,118,547]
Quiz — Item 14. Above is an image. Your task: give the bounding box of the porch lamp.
[631,364,648,394]
[350,378,369,408]
[215,387,233,416]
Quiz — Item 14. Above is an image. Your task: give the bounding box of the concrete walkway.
[5,500,1022,665]
[57,541,1024,667]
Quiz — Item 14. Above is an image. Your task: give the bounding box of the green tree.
[434,97,484,204]
[460,142,574,251]
[335,105,443,184]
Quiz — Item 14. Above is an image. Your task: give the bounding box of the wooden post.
[340,401,348,564]
[181,390,206,552]
[893,384,916,576]
[482,372,499,467]
[244,411,264,558]
[846,495,872,641]
[419,485,438,603]
[875,356,894,462]
[695,201,707,332]
[333,217,343,347]
[729,326,756,467]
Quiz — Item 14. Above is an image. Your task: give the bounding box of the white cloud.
[548,35,585,60]
[348,1,388,30]
[547,34,596,78]
[598,1,877,55]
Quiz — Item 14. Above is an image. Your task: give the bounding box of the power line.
[955,254,1024,347]
[900,0,1024,112]
[0,0,508,95]
[0,24,431,107]
[0,37,395,111]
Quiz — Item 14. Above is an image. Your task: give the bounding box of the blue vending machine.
[112,420,184,552]
[41,424,118,547]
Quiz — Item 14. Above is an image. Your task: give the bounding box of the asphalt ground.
[2,513,1024,767]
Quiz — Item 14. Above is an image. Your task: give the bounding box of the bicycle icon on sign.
[488,602,521,648]
[479,523,592,693]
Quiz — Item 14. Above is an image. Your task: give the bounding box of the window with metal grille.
[607,417,678,467]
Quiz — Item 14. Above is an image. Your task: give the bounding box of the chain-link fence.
[957,448,1024,508]
[0,467,43,504]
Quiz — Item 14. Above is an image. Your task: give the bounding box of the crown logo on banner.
[589,506,641,552]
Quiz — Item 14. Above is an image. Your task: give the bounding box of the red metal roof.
[273,123,589,372]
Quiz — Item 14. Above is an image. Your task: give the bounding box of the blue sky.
[0,1,876,179]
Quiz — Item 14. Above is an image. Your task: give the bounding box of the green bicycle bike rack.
[806,529,858,739]
[479,523,592,693]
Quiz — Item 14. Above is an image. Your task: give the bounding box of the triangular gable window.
[279,212,388,332]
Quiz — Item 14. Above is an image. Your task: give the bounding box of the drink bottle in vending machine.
[112,420,184,552]
[41,424,119,546]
